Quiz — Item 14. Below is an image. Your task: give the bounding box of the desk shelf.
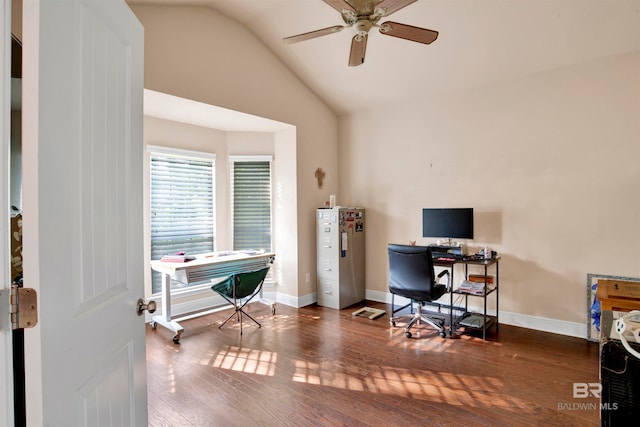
[457,312,497,331]
[453,286,497,297]
[435,256,500,340]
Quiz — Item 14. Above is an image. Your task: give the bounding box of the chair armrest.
[437,269,451,290]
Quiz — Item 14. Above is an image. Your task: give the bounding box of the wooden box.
[597,279,640,312]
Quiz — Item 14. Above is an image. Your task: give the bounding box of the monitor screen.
[422,208,474,240]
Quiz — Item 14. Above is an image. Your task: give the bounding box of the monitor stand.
[436,238,463,248]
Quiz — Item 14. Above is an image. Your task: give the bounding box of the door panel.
[21,0,146,424]
[76,343,135,425]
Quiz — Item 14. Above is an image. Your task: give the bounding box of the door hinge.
[0,285,38,330]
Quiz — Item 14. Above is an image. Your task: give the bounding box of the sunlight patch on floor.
[207,345,277,376]
[291,360,532,412]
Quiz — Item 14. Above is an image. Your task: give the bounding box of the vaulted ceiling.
[128,0,640,115]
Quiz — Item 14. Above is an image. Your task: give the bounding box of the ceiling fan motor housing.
[354,19,373,37]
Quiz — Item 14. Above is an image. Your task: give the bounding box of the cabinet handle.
[323,245,332,248]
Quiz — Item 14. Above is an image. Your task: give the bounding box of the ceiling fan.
[283,0,438,67]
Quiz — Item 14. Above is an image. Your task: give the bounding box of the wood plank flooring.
[146,301,600,426]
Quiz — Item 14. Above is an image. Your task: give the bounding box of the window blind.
[150,154,215,293]
[231,160,271,251]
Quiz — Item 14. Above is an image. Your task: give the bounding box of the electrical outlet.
[305,273,311,283]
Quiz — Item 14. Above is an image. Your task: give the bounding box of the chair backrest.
[216,267,270,299]
[388,244,443,302]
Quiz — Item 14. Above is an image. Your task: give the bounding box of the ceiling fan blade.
[348,34,368,67]
[379,21,438,44]
[283,25,345,44]
[322,0,356,13]
[376,0,418,16]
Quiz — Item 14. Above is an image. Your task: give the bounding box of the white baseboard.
[364,289,587,339]
[148,289,315,323]
[149,288,587,340]
[291,292,317,308]
[498,311,586,338]
[146,294,226,323]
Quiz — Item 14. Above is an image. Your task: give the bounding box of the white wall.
[339,51,640,336]
[130,4,339,301]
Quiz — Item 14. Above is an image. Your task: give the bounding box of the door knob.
[137,298,157,316]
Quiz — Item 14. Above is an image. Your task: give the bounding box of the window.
[230,156,272,252]
[149,147,215,293]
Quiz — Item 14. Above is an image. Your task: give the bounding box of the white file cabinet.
[316,207,365,309]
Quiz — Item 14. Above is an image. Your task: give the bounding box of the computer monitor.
[422,208,474,241]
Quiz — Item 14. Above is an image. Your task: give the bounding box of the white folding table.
[150,251,275,342]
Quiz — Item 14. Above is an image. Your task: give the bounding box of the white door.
[1,1,14,425]
[20,0,146,424]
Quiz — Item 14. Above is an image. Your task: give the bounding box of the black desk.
[433,256,500,340]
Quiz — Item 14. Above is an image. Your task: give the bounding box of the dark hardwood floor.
[146,301,600,426]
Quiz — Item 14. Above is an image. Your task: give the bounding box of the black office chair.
[388,244,450,338]
[212,267,270,335]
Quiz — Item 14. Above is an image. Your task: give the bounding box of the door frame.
[1,0,15,424]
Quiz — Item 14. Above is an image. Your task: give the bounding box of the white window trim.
[147,144,216,162]
[228,155,273,162]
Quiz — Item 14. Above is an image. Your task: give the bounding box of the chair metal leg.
[390,294,414,326]
[406,313,444,334]
[393,302,445,338]
[239,309,261,327]
[218,309,238,329]
[237,300,261,335]
[217,294,263,334]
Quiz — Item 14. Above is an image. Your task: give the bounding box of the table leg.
[496,261,499,334]
[150,272,184,343]
[449,265,455,337]
[483,264,488,340]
